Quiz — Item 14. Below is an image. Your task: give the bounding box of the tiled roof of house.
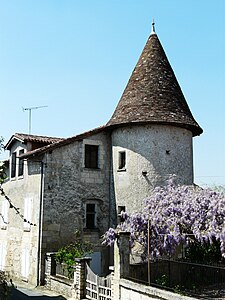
[14,133,64,144]
[5,133,64,150]
[107,29,203,136]
[20,126,107,158]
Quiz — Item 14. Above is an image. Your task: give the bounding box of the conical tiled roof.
[107,29,203,136]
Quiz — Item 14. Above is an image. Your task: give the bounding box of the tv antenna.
[22,105,48,134]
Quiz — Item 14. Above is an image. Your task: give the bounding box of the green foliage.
[55,231,93,279]
[0,162,7,184]
[0,137,4,153]
[185,239,223,264]
[155,274,169,287]
[155,274,187,295]
[0,137,7,184]
[0,271,8,300]
[173,284,186,295]
[0,271,15,300]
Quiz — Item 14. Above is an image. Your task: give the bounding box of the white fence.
[86,263,112,300]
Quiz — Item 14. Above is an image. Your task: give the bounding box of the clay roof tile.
[107,31,203,136]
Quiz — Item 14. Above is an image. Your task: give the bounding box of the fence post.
[45,252,56,289]
[74,257,92,300]
[113,231,130,300]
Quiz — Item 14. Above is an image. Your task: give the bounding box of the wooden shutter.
[24,198,32,231]
[21,247,30,279]
[0,242,6,270]
[1,199,8,229]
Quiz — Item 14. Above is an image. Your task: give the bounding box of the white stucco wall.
[111,124,193,213]
[0,164,41,285]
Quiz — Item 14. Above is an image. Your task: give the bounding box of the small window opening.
[11,152,16,178]
[118,151,126,170]
[18,149,25,176]
[85,145,99,169]
[86,203,96,229]
[117,206,126,224]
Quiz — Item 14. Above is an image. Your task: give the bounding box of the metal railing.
[126,258,225,298]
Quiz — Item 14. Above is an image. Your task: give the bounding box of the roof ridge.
[21,125,107,158]
[14,132,65,140]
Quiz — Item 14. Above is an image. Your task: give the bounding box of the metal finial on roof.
[151,18,156,35]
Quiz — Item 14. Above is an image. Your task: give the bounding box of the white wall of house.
[0,144,42,284]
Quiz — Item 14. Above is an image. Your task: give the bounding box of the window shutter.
[24,198,32,231]
[1,199,8,229]
[21,247,30,279]
[0,242,6,270]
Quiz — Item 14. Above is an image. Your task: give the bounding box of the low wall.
[119,278,196,300]
[48,275,74,298]
[45,253,91,300]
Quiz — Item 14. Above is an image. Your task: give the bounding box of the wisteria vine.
[103,183,225,259]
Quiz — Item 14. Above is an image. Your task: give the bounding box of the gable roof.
[5,133,64,150]
[20,126,107,158]
[107,30,203,136]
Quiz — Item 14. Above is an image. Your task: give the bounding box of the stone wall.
[45,252,91,299]
[111,124,193,214]
[40,131,112,282]
[0,129,113,285]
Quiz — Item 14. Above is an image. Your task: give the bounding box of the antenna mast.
[22,105,48,134]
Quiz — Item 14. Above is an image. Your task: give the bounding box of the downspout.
[36,160,44,286]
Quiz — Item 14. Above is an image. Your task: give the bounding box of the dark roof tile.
[5,133,64,150]
[107,33,203,136]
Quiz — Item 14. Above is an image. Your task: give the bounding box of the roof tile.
[107,33,203,136]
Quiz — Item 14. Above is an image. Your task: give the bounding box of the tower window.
[85,145,99,169]
[118,151,126,170]
[85,203,97,229]
[117,206,126,224]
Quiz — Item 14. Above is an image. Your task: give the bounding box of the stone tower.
[107,23,203,214]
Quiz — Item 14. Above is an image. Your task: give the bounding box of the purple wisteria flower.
[103,183,225,259]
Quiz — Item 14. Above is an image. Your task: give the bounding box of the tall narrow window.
[18,149,25,177]
[117,206,126,224]
[86,203,96,229]
[85,145,99,169]
[11,152,16,178]
[118,151,126,170]
[24,198,32,231]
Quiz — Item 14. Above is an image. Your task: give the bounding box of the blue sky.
[0,0,224,187]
